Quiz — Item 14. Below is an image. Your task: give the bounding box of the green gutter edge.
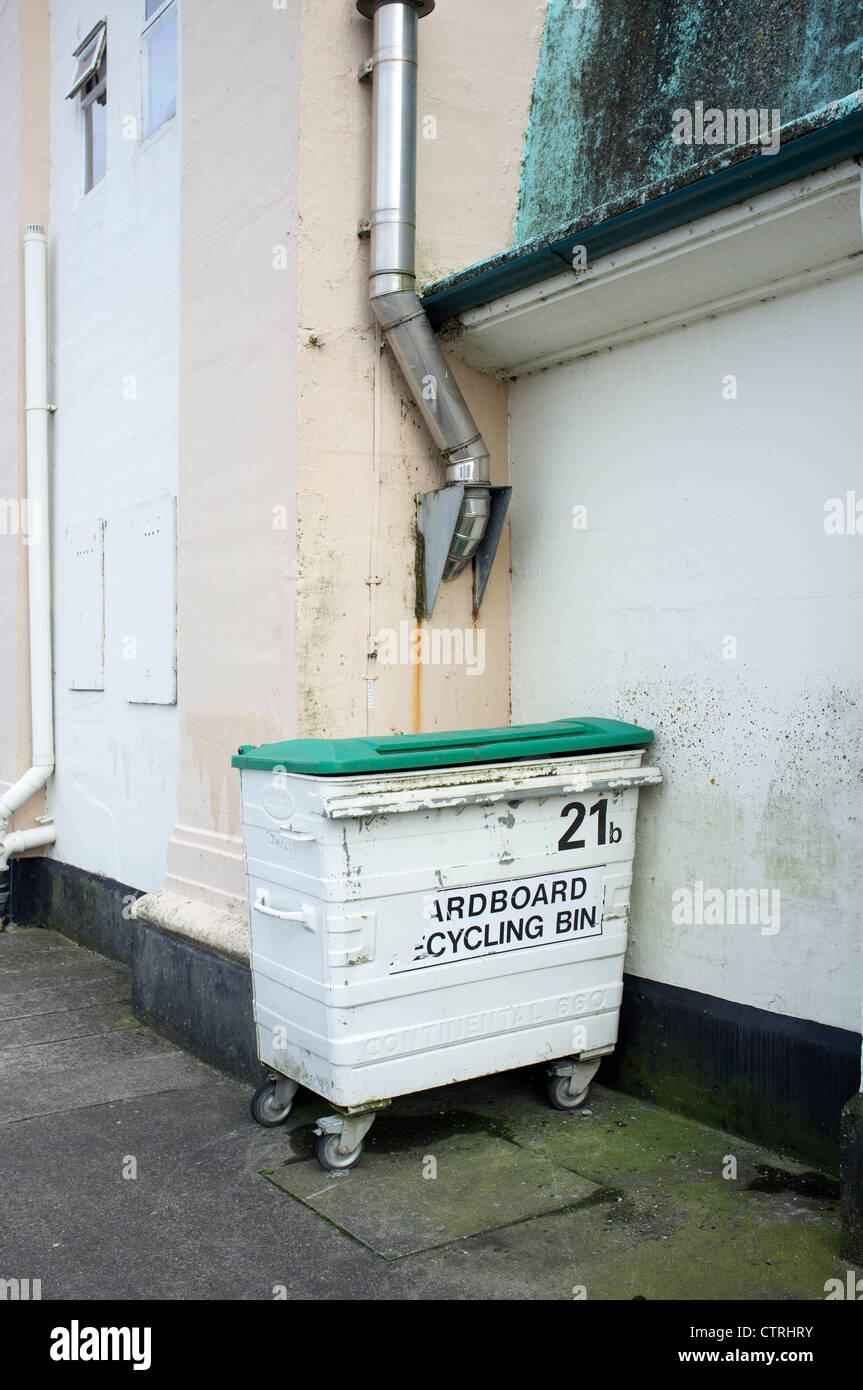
[422,93,863,331]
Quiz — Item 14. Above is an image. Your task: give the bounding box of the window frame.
[66,20,108,195]
[141,0,178,142]
[81,74,107,194]
[66,19,106,100]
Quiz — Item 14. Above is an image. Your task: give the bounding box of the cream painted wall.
[164,0,542,916]
[0,2,23,799]
[166,0,301,913]
[165,0,542,914]
[414,0,547,283]
[294,0,544,742]
[0,1,49,822]
[3,0,541,919]
[16,0,50,831]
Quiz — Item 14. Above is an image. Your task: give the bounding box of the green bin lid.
[231,717,653,776]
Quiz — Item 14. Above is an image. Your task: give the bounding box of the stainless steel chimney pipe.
[358,0,491,580]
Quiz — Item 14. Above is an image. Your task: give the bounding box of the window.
[142,0,177,139]
[67,21,107,194]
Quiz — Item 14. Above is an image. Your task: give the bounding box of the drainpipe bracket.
[357,218,372,239]
[357,0,435,17]
[473,486,512,618]
[357,57,374,82]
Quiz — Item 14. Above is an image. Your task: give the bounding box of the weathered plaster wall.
[294,0,545,741]
[517,0,863,241]
[48,0,179,887]
[414,0,547,283]
[166,0,301,913]
[509,269,863,1034]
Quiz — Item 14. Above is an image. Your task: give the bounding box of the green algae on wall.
[516,0,863,242]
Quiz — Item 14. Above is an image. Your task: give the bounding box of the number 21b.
[558,798,608,851]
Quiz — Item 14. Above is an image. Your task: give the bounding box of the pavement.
[1,925,859,1302]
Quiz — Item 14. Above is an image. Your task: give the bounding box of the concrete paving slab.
[0,1000,138,1050]
[0,1081,402,1300]
[267,1123,602,1258]
[0,972,131,1021]
[0,926,91,967]
[0,1028,218,1121]
[0,926,128,984]
[0,927,116,955]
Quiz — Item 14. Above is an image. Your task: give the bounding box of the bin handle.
[276,823,317,842]
[254,890,316,931]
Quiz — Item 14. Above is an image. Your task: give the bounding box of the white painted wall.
[509,269,863,1033]
[48,1,179,888]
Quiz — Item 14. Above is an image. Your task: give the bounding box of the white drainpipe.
[0,225,56,921]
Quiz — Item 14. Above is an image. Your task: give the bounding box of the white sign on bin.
[397,867,606,973]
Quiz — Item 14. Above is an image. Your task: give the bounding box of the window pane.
[85,92,107,192]
[145,0,165,17]
[143,4,177,137]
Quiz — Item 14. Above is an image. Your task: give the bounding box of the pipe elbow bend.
[372,294,492,580]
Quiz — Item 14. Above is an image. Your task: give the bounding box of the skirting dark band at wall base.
[604,974,861,1169]
[10,857,860,1165]
[11,856,140,962]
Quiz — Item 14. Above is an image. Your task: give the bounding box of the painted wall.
[509,269,863,1034]
[164,0,301,915]
[0,1,50,819]
[48,0,180,888]
[161,0,544,916]
[0,2,24,801]
[293,0,545,746]
[5,0,546,919]
[414,0,547,283]
[516,0,863,242]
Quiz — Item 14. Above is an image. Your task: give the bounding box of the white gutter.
[0,225,56,919]
[443,162,863,377]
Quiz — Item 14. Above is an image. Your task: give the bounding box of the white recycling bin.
[233,718,661,1171]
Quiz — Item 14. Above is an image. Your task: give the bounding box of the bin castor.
[250,1078,296,1127]
[547,1074,591,1111]
[315,1133,365,1172]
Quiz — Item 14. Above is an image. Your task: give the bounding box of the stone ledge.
[131,888,249,966]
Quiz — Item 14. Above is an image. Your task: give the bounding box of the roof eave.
[422,94,863,330]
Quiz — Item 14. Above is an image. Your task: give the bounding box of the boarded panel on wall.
[121,495,177,705]
[66,519,105,690]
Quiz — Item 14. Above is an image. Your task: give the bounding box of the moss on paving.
[366,1075,859,1299]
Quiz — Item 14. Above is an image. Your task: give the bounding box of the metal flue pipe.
[357,0,490,580]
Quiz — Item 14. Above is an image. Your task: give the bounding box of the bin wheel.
[315,1133,365,1172]
[250,1079,294,1127]
[548,1075,591,1111]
